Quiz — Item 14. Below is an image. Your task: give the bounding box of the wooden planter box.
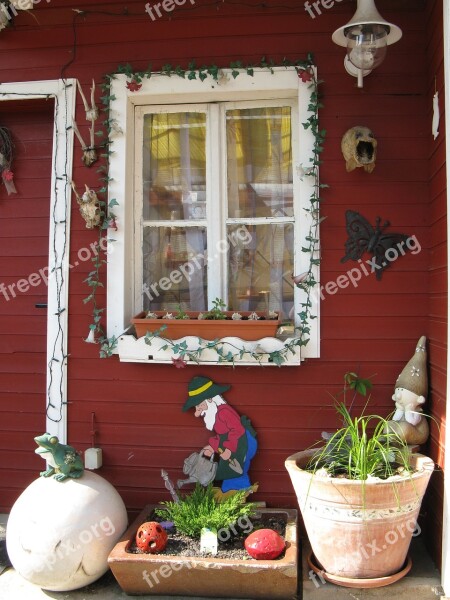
[108,505,299,598]
[132,311,281,341]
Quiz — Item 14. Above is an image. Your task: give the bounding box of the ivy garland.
[86,55,325,365]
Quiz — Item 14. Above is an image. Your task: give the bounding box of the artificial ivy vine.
[85,55,325,364]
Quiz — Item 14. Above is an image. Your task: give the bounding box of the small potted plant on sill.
[284,372,434,589]
[108,483,299,598]
[131,298,281,341]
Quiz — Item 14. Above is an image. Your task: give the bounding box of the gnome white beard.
[202,396,226,431]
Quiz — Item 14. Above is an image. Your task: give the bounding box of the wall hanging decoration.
[432,87,440,140]
[341,126,377,173]
[71,181,101,229]
[341,210,409,280]
[73,79,98,167]
[0,126,17,194]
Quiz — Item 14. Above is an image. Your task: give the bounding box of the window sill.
[117,333,302,366]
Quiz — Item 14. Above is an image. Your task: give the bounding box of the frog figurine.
[34,433,84,482]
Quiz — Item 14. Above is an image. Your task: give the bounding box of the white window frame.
[107,69,319,360]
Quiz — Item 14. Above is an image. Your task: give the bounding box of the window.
[108,69,319,361]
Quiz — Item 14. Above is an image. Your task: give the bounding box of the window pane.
[227,223,294,321]
[142,226,207,311]
[226,107,293,218]
[143,112,207,222]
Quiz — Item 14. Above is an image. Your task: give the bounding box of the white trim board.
[0,79,76,443]
[442,0,450,594]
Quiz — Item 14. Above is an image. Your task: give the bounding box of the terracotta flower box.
[108,504,299,598]
[131,311,281,341]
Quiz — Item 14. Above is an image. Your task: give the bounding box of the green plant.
[307,372,412,480]
[203,297,227,320]
[174,304,190,320]
[155,484,256,538]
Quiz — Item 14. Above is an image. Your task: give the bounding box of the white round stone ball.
[6,471,128,591]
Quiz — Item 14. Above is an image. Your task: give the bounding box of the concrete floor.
[0,513,445,600]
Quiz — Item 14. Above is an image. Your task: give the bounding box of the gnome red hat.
[395,336,428,397]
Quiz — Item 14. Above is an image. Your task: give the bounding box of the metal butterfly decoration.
[341,210,410,280]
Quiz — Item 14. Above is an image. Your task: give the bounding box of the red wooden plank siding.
[422,0,447,570]
[0,0,445,564]
[0,100,54,510]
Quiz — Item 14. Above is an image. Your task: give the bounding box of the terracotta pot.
[108,505,299,598]
[285,449,434,581]
[132,311,280,341]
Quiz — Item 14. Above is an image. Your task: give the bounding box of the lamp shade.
[332,0,402,48]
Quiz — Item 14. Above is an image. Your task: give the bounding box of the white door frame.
[0,79,75,443]
[442,1,450,595]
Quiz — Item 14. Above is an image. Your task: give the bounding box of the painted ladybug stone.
[135,521,168,553]
[244,528,285,560]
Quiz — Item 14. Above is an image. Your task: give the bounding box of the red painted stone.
[244,528,285,560]
[135,521,168,553]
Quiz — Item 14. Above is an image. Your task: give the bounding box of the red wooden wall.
[422,0,447,569]
[0,0,446,563]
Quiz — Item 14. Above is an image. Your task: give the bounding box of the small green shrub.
[155,484,256,538]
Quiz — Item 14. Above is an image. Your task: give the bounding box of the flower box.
[131,311,281,341]
[107,504,299,598]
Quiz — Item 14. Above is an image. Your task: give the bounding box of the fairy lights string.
[0,83,73,423]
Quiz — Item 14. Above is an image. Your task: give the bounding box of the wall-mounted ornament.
[0,126,17,194]
[432,89,440,140]
[71,182,101,229]
[73,79,99,167]
[341,126,377,173]
[341,210,409,280]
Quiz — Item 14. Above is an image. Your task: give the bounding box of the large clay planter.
[285,449,434,583]
[108,505,298,598]
[132,311,280,341]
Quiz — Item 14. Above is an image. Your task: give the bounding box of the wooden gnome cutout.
[180,376,258,495]
[71,181,101,229]
[73,79,98,167]
[386,335,430,446]
[341,126,377,173]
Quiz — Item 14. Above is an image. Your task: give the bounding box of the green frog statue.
[34,433,84,482]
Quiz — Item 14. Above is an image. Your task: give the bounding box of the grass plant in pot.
[284,372,434,588]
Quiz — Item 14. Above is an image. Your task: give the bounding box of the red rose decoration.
[2,169,14,181]
[126,79,142,92]
[136,521,168,554]
[245,528,285,560]
[172,357,187,369]
[298,69,313,83]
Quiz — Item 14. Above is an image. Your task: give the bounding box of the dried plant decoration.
[0,126,17,194]
[73,79,99,167]
[71,181,101,229]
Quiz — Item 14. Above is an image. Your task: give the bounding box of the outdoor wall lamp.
[332,0,402,88]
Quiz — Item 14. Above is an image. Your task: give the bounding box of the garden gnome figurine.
[182,376,257,494]
[387,336,429,445]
